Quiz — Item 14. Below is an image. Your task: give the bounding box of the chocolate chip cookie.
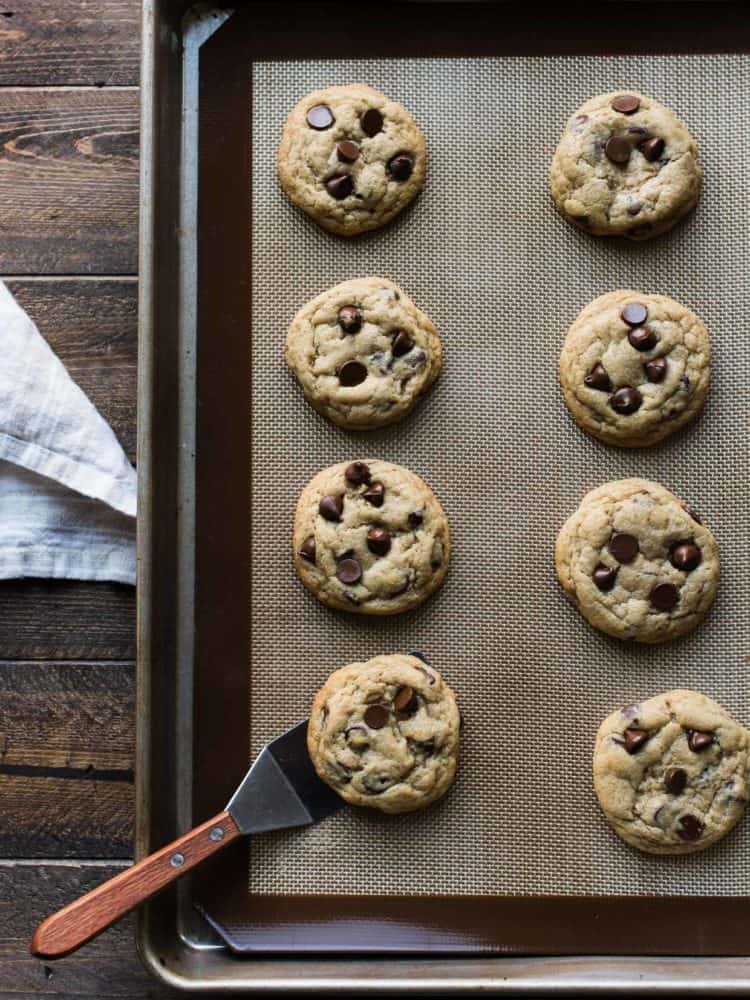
[550,91,701,239]
[285,277,442,430]
[293,460,450,615]
[556,479,719,643]
[594,690,749,854]
[560,290,710,448]
[277,84,425,236]
[307,653,460,813]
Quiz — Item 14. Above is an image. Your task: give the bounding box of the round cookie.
[293,460,450,615]
[307,653,460,813]
[285,277,442,430]
[560,290,710,448]
[550,91,701,239]
[277,84,425,236]
[555,478,719,643]
[594,690,749,854]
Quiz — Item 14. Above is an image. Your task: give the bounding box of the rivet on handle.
[209,826,225,842]
[170,853,185,868]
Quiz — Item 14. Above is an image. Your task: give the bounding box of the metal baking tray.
[137,0,750,991]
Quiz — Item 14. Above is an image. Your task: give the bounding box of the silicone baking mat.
[246,54,750,897]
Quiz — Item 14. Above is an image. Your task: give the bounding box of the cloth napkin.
[0,281,137,584]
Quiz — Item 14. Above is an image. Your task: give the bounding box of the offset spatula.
[31,721,342,959]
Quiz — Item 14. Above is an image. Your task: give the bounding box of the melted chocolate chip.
[605,135,631,164]
[622,302,648,326]
[345,725,368,743]
[624,728,649,754]
[393,685,418,714]
[299,536,316,563]
[392,330,414,357]
[683,504,702,525]
[677,814,704,841]
[593,564,618,591]
[627,200,643,216]
[345,461,371,485]
[609,533,639,563]
[363,704,389,729]
[363,481,385,507]
[610,386,643,415]
[611,94,640,114]
[408,511,423,529]
[306,104,334,130]
[628,326,658,351]
[664,767,688,795]
[671,542,702,572]
[361,108,383,137]
[319,494,343,522]
[336,140,360,163]
[650,582,679,612]
[688,729,713,752]
[367,527,391,556]
[338,305,363,333]
[387,153,414,181]
[641,136,665,162]
[336,557,362,585]
[644,357,667,383]
[338,360,367,386]
[326,174,353,200]
[584,362,612,392]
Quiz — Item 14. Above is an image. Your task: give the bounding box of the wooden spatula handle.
[31,809,241,959]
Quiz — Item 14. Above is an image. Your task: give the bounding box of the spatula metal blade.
[225,720,342,835]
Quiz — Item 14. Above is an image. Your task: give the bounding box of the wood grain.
[0,863,178,997]
[0,581,135,660]
[0,662,134,858]
[6,280,137,462]
[0,1,140,87]
[0,90,139,274]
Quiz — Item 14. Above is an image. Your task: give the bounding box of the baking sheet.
[247,53,750,898]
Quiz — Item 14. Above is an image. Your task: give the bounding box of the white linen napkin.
[0,281,137,584]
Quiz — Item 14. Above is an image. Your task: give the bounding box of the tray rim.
[136,0,750,990]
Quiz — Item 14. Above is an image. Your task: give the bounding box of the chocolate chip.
[677,814,704,841]
[363,704,389,729]
[610,386,642,414]
[411,738,435,755]
[367,527,391,556]
[319,494,343,522]
[688,729,713,752]
[391,331,414,357]
[393,685,418,714]
[605,135,631,164]
[683,504,702,525]
[338,305,363,333]
[644,357,667,383]
[326,174,353,200]
[338,360,367,386]
[664,767,688,795]
[361,108,383,137]
[336,140,360,163]
[641,136,665,162]
[628,327,658,351]
[611,94,640,114]
[609,533,639,564]
[336,557,362,585]
[593,564,618,591]
[408,511,423,529]
[299,536,316,563]
[584,362,612,392]
[363,481,385,507]
[650,582,679,612]
[345,724,368,742]
[387,153,414,181]
[627,200,643,216]
[671,542,702,572]
[622,303,648,326]
[627,126,649,138]
[624,728,649,753]
[306,104,334,130]
[345,461,371,485]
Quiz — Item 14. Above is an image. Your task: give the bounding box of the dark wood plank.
[6,280,137,463]
[0,662,134,858]
[0,90,138,275]
[0,1,139,87]
[0,863,178,997]
[0,582,135,660]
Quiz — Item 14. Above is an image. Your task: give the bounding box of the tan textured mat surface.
[247,55,750,895]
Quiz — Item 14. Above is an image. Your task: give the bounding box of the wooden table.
[0,3,182,995]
